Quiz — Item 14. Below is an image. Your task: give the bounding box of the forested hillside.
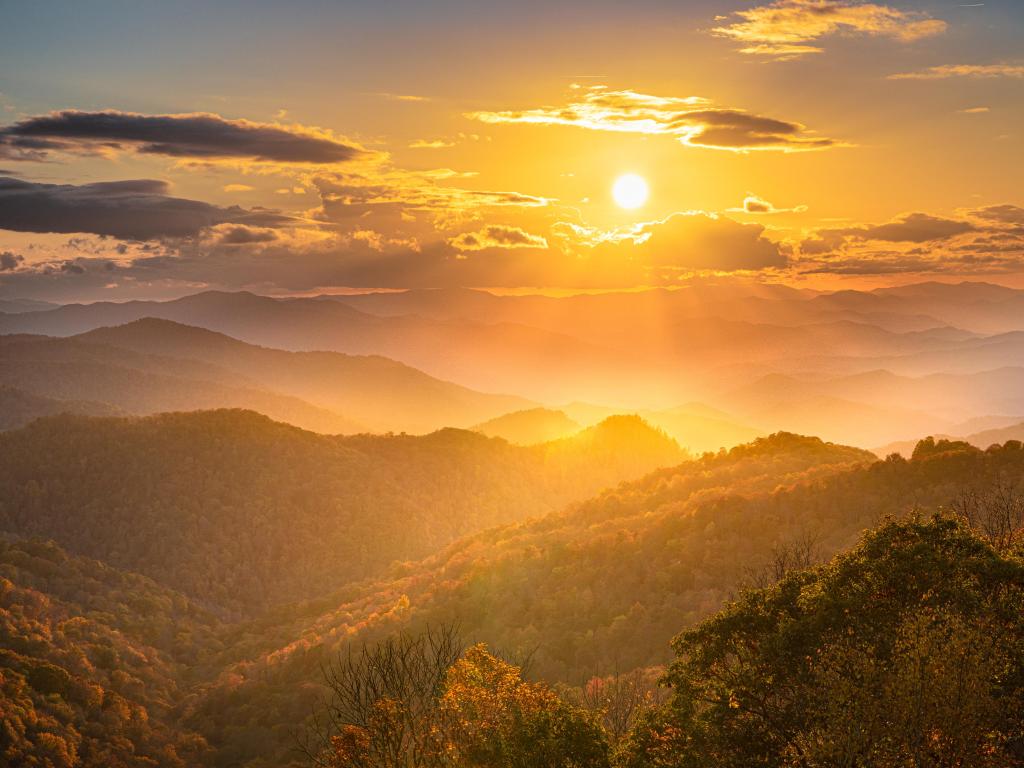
[3,419,1021,767]
[618,516,1024,766]
[0,536,220,767]
[187,435,1024,766]
[0,410,684,617]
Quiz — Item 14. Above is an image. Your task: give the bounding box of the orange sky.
[0,0,1022,300]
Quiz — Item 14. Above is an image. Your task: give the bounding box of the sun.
[612,173,649,210]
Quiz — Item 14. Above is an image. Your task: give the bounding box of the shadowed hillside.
[77,318,533,433]
[0,409,683,617]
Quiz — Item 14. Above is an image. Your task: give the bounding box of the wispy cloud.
[408,139,455,149]
[713,0,946,60]
[888,63,1024,80]
[467,85,839,152]
[0,110,364,164]
[377,92,430,102]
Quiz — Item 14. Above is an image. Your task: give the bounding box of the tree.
[617,517,1024,768]
[440,644,610,768]
[304,625,463,768]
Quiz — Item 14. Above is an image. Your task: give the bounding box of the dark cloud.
[796,205,1024,275]
[0,176,292,240]
[679,110,834,150]
[449,225,548,251]
[971,204,1024,227]
[214,225,280,245]
[0,251,23,270]
[858,213,976,242]
[0,110,361,163]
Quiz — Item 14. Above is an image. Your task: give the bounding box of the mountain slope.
[189,435,1024,766]
[0,409,684,617]
[473,408,582,445]
[0,333,363,434]
[76,318,533,433]
[0,385,122,430]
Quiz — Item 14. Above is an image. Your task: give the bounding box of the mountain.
[0,332,364,434]
[0,385,122,430]
[0,409,683,617]
[0,298,59,314]
[76,318,533,433]
[473,407,582,444]
[562,402,762,454]
[719,367,1024,447]
[0,291,639,404]
[877,418,1024,458]
[2,286,1013,406]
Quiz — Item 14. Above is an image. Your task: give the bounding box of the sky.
[0,0,1022,301]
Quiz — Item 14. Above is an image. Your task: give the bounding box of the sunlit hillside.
[0,409,683,616]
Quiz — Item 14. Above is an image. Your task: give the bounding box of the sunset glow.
[2,6,1024,766]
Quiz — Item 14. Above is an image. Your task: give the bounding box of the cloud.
[0,110,363,164]
[210,224,280,246]
[408,139,455,149]
[467,85,838,152]
[377,93,430,102]
[730,194,808,214]
[449,225,548,251]
[713,0,947,60]
[0,250,23,270]
[0,176,292,240]
[856,212,977,242]
[971,204,1024,226]
[889,63,1024,80]
[570,212,787,273]
[795,205,1024,275]
[223,183,255,192]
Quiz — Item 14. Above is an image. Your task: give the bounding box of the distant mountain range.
[3,280,1024,446]
[0,319,533,434]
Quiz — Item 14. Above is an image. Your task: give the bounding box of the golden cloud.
[889,63,1024,81]
[467,85,838,152]
[713,0,946,60]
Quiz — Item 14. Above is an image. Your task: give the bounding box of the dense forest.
[0,537,219,766]
[0,410,683,617]
[1,411,1022,766]
[297,516,1024,768]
